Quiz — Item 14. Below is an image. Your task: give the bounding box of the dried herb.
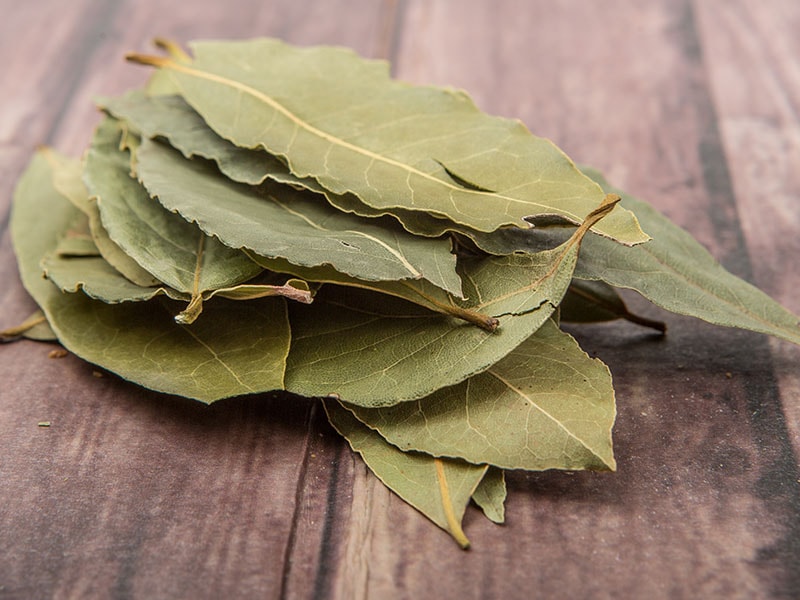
[3,37,798,548]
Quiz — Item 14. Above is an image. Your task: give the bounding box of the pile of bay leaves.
[5,38,800,548]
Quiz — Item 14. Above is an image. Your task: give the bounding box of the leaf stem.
[441,305,500,332]
[0,313,48,341]
[175,234,206,325]
[568,283,667,333]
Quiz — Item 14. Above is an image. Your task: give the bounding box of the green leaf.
[100,91,518,245]
[144,38,192,96]
[84,118,263,322]
[575,167,800,345]
[127,38,648,244]
[344,318,616,472]
[42,250,313,308]
[54,232,98,257]
[43,147,161,287]
[134,137,463,296]
[284,199,615,407]
[11,151,291,402]
[323,400,486,549]
[263,194,619,337]
[471,467,506,524]
[100,90,290,186]
[44,148,92,214]
[42,253,186,304]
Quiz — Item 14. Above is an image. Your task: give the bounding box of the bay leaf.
[100,90,289,187]
[344,318,616,472]
[284,197,618,406]
[84,117,263,322]
[11,152,291,401]
[127,38,648,245]
[574,167,800,345]
[134,137,463,296]
[44,148,92,214]
[471,467,506,524]
[45,148,162,288]
[99,91,508,244]
[144,38,191,96]
[260,195,618,334]
[323,400,486,549]
[561,279,666,332]
[42,251,312,307]
[41,252,186,304]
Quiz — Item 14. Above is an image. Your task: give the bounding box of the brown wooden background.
[2,1,799,598]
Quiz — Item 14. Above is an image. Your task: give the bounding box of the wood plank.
[694,0,800,460]
[1,1,798,598]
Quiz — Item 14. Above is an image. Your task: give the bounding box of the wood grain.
[1,1,798,598]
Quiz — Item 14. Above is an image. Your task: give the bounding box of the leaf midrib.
[486,368,610,467]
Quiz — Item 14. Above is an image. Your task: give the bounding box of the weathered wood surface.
[1,1,798,598]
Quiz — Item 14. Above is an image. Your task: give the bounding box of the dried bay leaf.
[134,137,464,296]
[472,467,506,524]
[100,91,520,245]
[44,148,162,287]
[85,118,263,322]
[42,251,312,307]
[324,400,486,548]
[11,152,291,401]
[127,38,648,245]
[344,318,617,472]
[574,168,800,345]
[100,90,288,187]
[262,195,618,338]
[246,255,498,331]
[144,38,192,96]
[42,253,186,304]
[54,232,98,257]
[284,198,617,406]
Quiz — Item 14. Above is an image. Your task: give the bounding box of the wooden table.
[2,1,799,598]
